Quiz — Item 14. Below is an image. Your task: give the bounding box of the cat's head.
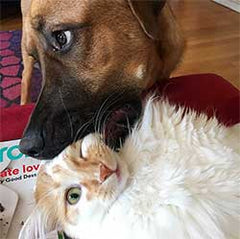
[33,134,129,238]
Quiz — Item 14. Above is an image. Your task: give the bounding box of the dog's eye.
[66,187,82,205]
[52,30,72,51]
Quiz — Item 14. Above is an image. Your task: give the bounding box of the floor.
[170,0,240,88]
[0,0,239,88]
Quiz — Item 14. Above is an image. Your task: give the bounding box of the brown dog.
[19,0,184,159]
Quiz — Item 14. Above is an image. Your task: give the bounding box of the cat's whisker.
[97,94,123,133]
[93,92,117,135]
[73,118,94,143]
[101,110,114,136]
[95,90,126,135]
[93,91,117,133]
[100,105,131,151]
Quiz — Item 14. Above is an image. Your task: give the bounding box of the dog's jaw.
[20,90,142,159]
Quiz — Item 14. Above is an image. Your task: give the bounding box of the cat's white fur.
[19,98,240,239]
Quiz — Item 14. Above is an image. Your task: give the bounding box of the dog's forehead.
[30,0,90,27]
[30,0,124,28]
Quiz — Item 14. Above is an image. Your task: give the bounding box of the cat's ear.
[65,141,84,159]
[127,0,166,40]
[66,134,102,159]
[81,134,102,158]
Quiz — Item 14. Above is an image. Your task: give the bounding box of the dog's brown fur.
[19,0,184,159]
[21,0,183,104]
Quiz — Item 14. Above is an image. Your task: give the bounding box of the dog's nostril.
[19,135,44,158]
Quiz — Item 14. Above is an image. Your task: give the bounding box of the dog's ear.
[127,0,166,40]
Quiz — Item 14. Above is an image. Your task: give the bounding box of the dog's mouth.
[20,92,141,159]
[103,102,141,150]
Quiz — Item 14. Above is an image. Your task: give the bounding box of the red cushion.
[0,104,35,141]
[1,74,239,142]
[146,73,240,126]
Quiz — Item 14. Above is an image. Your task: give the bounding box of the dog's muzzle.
[19,87,142,159]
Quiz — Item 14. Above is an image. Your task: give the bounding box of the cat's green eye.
[66,187,82,205]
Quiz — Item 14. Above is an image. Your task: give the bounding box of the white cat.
[19,98,240,239]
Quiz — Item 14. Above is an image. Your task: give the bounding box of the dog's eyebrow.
[49,22,91,31]
[33,21,90,33]
[31,16,90,32]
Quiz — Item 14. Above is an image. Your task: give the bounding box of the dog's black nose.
[19,136,44,158]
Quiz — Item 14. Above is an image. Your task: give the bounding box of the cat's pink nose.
[100,163,115,182]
